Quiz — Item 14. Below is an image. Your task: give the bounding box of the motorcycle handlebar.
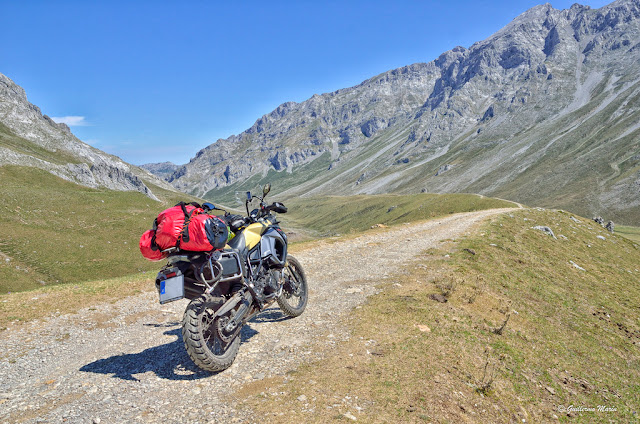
[244,202,287,224]
[266,202,287,214]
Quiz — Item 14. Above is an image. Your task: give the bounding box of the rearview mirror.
[246,191,252,201]
[263,183,271,197]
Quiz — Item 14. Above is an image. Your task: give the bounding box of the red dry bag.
[139,202,229,261]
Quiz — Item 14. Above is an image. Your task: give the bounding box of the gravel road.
[0,209,511,424]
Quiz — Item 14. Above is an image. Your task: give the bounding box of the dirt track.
[0,209,511,424]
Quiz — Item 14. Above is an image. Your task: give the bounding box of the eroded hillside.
[163,0,640,224]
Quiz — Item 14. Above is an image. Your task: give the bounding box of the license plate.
[158,274,185,304]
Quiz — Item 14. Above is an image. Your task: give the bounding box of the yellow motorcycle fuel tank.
[226,222,267,251]
[243,222,268,249]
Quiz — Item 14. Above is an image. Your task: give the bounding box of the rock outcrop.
[140,161,180,180]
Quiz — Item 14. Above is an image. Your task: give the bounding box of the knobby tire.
[277,255,308,317]
[182,294,240,372]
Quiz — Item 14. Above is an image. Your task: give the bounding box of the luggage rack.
[162,249,243,292]
[212,250,243,283]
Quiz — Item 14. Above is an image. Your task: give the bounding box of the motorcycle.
[154,183,308,372]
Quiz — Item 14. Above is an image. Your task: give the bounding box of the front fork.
[282,263,300,294]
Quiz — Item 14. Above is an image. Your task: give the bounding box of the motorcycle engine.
[253,268,281,300]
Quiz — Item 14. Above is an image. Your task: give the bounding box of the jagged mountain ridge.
[140,161,180,181]
[167,0,640,223]
[0,73,174,200]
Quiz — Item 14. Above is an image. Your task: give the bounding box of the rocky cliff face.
[168,0,640,223]
[140,161,180,180]
[0,73,174,200]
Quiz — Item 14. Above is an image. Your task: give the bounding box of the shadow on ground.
[80,307,289,381]
[249,307,293,324]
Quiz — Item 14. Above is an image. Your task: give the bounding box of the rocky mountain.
[167,0,640,224]
[0,73,174,200]
[140,161,180,180]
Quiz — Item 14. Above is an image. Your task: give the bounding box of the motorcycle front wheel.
[182,294,241,372]
[277,255,308,317]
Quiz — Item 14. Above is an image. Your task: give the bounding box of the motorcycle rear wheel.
[182,294,240,372]
[277,256,308,317]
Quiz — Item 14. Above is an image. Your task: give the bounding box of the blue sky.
[1,0,612,165]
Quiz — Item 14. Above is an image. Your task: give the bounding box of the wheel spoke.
[277,256,308,317]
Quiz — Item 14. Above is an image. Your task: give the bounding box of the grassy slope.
[242,208,640,423]
[0,165,201,294]
[283,193,518,237]
[616,225,640,243]
[439,77,640,226]
[203,152,333,206]
[0,122,80,165]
